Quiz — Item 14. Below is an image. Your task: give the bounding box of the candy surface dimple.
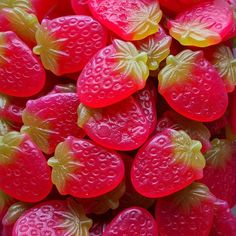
[88,0,162,41]
[77,39,149,108]
[48,137,124,198]
[168,1,234,47]
[103,207,158,236]
[0,31,45,97]
[131,129,205,198]
[13,199,92,236]
[0,132,52,202]
[77,96,150,151]
[158,50,228,122]
[33,15,107,75]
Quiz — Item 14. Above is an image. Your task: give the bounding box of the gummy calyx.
[0,132,24,165]
[48,141,83,193]
[171,129,205,170]
[34,25,69,75]
[112,39,149,84]
[54,198,92,235]
[205,139,232,167]
[0,0,32,12]
[158,50,202,90]
[172,183,215,212]
[77,104,97,128]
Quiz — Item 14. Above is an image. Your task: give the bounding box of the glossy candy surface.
[78,96,150,151]
[0,132,52,202]
[0,31,45,97]
[21,93,85,154]
[156,183,215,236]
[77,39,149,108]
[88,0,162,41]
[13,199,92,236]
[168,1,234,47]
[103,207,158,236]
[33,15,107,75]
[158,50,228,122]
[131,129,205,198]
[48,137,124,198]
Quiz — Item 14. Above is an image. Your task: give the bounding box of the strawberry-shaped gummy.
[103,207,158,236]
[33,15,107,76]
[0,31,45,97]
[168,0,234,47]
[88,0,162,41]
[71,0,91,15]
[0,8,39,48]
[77,39,149,108]
[210,199,236,236]
[200,139,236,207]
[2,201,32,236]
[21,93,85,154]
[0,94,24,125]
[0,132,52,202]
[207,45,236,92]
[155,182,215,236]
[77,96,150,151]
[77,180,125,215]
[47,137,124,198]
[158,50,228,122]
[155,110,211,153]
[131,129,205,198]
[133,79,157,134]
[134,26,172,71]
[13,199,92,236]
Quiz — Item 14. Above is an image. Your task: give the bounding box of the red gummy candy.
[33,15,107,75]
[88,0,162,41]
[77,39,149,108]
[155,183,215,236]
[158,50,228,122]
[48,137,124,198]
[77,96,150,151]
[0,31,45,97]
[131,129,205,198]
[21,93,85,154]
[103,207,158,236]
[13,199,92,236]
[168,0,234,47]
[0,132,52,202]
[200,139,236,207]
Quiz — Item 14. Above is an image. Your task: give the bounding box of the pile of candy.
[1,0,236,235]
